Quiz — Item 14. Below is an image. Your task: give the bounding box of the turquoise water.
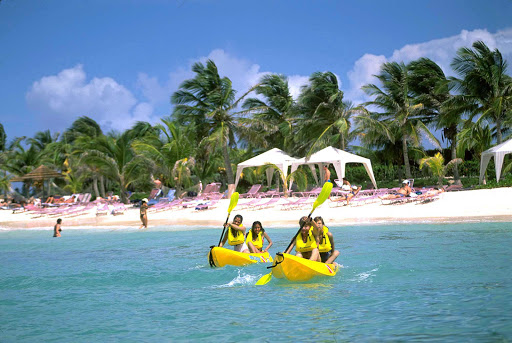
[1,222,511,342]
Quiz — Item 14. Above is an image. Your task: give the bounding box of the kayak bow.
[208,247,273,268]
[269,253,338,282]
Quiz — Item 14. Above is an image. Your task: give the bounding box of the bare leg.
[309,248,321,262]
[247,241,261,253]
[325,250,340,264]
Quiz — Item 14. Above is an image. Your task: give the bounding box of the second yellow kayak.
[271,253,338,282]
[208,246,273,268]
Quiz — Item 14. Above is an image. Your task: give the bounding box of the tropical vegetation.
[1,41,510,202]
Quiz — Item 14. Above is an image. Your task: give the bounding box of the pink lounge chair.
[249,197,280,210]
[281,197,310,210]
[239,184,262,198]
[112,203,126,215]
[238,198,265,210]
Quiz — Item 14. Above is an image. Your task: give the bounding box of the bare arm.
[285,239,295,254]
[327,232,335,252]
[263,232,273,252]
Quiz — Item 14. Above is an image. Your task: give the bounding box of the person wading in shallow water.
[53,218,62,237]
[139,198,148,229]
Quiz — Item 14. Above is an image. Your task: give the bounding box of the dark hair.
[251,221,264,234]
[57,218,62,224]
[299,216,309,227]
[313,216,324,225]
[234,214,243,222]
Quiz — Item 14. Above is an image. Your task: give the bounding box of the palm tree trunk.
[451,137,462,185]
[222,144,234,184]
[93,175,100,198]
[99,175,106,198]
[496,117,502,144]
[402,136,412,179]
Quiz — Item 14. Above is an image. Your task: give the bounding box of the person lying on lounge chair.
[45,195,55,204]
[379,180,412,200]
[417,187,445,199]
[330,185,361,205]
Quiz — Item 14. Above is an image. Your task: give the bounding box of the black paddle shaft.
[283,213,312,253]
[216,212,232,247]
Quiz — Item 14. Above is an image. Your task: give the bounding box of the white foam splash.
[350,268,379,282]
[213,270,259,288]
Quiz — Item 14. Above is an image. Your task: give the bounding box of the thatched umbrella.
[11,165,63,197]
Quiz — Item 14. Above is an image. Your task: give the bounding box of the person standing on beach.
[139,198,148,229]
[53,218,62,237]
[323,165,331,183]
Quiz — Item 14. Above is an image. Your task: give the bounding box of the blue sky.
[1,0,511,146]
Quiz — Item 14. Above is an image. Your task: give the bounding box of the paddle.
[255,182,333,285]
[208,192,240,267]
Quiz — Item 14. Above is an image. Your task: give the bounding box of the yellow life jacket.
[295,228,317,252]
[318,226,332,253]
[246,230,263,249]
[228,225,245,245]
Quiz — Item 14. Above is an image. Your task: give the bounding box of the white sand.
[1,187,511,230]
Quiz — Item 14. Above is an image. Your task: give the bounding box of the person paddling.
[285,216,321,261]
[245,221,273,253]
[219,214,249,253]
[53,218,62,237]
[314,216,340,264]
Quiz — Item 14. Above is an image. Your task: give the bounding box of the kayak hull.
[271,253,338,282]
[208,247,273,268]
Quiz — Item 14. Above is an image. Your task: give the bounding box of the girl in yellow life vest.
[284,216,321,261]
[314,216,340,264]
[245,221,273,253]
[219,214,249,253]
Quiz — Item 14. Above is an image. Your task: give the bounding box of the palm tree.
[297,71,357,154]
[362,61,440,179]
[132,117,196,188]
[457,121,493,160]
[66,117,105,198]
[419,152,462,187]
[172,157,196,197]
[79,127,151,203]
[171,59,259,186]
[241,74,296,151]
[409,57,463,185]
[451,40,512,144]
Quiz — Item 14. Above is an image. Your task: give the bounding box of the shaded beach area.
[2,187,511,230]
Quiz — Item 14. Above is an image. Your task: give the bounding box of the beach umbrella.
[10,165,64,197]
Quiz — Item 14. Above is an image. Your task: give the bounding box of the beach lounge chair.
[111,203,126,215]
[239,184,262,198]
[237,198,265,210]
[96,203,110,216]
[281,197,310,210]
[249,197,280,210]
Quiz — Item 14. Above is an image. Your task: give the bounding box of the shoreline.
[1,187,511,230]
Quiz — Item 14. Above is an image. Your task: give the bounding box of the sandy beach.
[1,187,511,230]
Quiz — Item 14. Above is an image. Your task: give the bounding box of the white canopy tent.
[234,148,302,190]
[290,146,378,188]
[479,137,512,183]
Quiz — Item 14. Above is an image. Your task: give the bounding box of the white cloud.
[26,65,160,132]
[344,27,512,104]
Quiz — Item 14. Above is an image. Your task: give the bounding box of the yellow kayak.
[208,247,273,268]
[270,253,338,282]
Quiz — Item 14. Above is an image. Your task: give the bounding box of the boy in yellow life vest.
[219,214,249,253]
[313,216,340,264]
[245,221,273,253]
[284,216,321,261]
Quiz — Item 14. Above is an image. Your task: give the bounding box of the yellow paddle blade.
[227,192,239,214]
[255,271,272,285]
[312,182,333,211]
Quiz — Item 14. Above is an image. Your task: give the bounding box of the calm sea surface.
[1,222,511,342]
